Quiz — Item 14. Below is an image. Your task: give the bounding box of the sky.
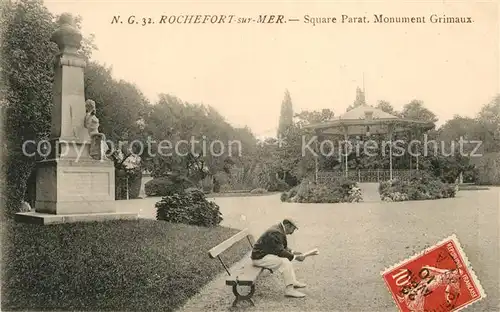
[44,1,499,138]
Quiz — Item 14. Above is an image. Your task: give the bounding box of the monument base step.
[14,211,138,225]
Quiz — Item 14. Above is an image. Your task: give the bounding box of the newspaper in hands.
[303,248,319,257]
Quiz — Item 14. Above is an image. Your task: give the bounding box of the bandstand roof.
[304,104,435,136]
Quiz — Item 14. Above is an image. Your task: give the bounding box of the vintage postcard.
[0,1,498,311]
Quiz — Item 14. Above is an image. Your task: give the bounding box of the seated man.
[251,218,307,298]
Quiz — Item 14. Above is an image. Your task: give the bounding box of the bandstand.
[303,104,435,183]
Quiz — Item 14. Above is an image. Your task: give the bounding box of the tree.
[294,108,335,127]
[1,0,59,217]
[400,100,438,123]
[375,100,398,116]
[84,62,150,143]
[421,151,475,183]
[476,94,500,153]
[277,89,294,137]
[275,109,337,182]
[72,14,97,61]
[438,115,480,146]
[145,93,258,190]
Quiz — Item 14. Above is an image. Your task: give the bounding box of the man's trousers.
[252,255,297,286]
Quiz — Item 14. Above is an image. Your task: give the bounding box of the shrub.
[250,188,267,194]
[348,185,363,203]
[268,178,290,192]
[378,180,392,195]
[145,175,196,196]
[156,188,223,227]
[281,186,299,202]
[281,178,362,203]
[379,173,457,202]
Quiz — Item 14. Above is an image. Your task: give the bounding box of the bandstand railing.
[317,169,416,183]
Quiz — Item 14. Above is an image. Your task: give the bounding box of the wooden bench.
[208,228,273,307]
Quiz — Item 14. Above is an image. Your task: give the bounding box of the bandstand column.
[388,124,394,180]
[343,125,349,178]
[408,129,412,172]
[314,130,320,182]
[416,127,420,171]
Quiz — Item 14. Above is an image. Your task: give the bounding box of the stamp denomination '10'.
[381,235,485,312]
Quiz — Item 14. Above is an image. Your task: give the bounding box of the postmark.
[381,234,486,312]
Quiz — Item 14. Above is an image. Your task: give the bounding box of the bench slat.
[208,228,250,258]
[226,261,264,286]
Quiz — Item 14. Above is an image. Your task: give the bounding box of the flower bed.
[379,172,457,202]
[281,178,362,203]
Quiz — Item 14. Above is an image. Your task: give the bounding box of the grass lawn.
[1,219,249,312]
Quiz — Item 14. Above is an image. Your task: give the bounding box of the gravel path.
[119,189,500,311]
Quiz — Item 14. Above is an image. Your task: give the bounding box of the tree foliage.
[375,100,397,116]
[277,89,294,137]
[1,0,58,217]
[295,108,334,126]
[84,62,149,143]
[400,100,438,123]
[476,95,500,153]
[145,93,257,186]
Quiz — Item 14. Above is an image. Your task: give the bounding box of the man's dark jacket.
[251,223,294,261]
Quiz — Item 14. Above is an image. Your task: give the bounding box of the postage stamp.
[381,234,486,312]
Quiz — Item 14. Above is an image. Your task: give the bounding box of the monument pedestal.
[15,151,138,225]
[35,158,116,214]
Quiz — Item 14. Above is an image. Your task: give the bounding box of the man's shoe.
[294,281,307,288]
[285,289,306,298]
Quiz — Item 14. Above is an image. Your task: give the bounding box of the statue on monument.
[84,99,108,160]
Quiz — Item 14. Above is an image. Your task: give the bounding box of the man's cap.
[283,218,298,229]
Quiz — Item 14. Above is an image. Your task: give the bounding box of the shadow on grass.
[1,219,248,312]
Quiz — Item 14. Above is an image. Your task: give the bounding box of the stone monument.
[84,99,108,160]
[15,13,137,224]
